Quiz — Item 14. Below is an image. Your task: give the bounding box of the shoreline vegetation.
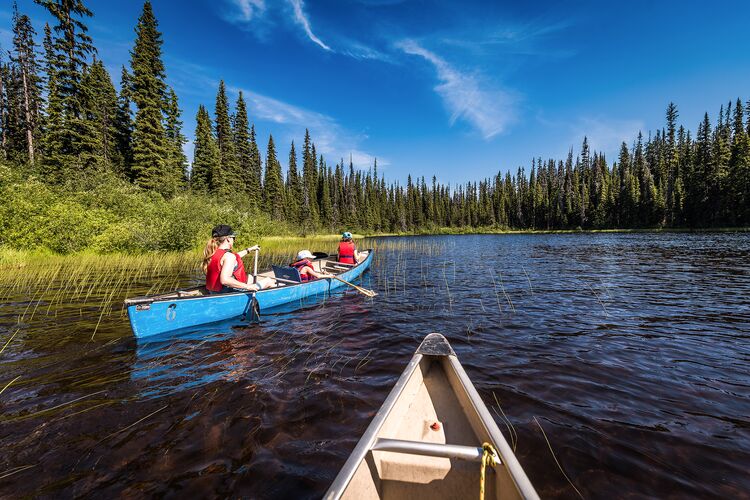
[1,1,748,264]
[2,227,748,269]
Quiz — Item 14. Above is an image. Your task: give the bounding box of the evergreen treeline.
[1,0,748,238]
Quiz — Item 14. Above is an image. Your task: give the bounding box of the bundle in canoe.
[326,333,539,500]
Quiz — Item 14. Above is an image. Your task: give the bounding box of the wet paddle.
[330,275,377,297]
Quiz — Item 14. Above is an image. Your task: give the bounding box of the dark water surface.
[1,234,749,498]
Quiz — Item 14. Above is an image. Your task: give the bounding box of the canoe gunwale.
[126,251,373,338]
[124,249,373,307]
[444,353,539,499]
[325,346,425,499]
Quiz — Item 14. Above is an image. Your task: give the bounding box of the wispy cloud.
[221,0,274,37]
[232,0,266,21]
[288,0,331,51]
[230,85,384,169]
[341,39,394,63]
[396,39,516,139]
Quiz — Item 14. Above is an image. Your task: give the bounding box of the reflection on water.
[1,233,750,497]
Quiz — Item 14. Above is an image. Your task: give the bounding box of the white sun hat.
[297,250,314,260]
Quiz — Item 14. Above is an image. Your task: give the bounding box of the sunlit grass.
[0,236,450,342]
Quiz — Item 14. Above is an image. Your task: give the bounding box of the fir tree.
[0,60,7,160]
[190,105,217,192]
[129,0,169,193]
[285,141,302,220]
[233,92,260,205]
[248,124,262,204]
[302,129,319,225]
[729,98,750,224]
[115,66,133,177]
[320,165,334,229]
[163,87,187,193]
[263,135,285,219]
[214,80,238,196]
[79,59,119,170]
[35,0,95,178]
[11,4,43,166]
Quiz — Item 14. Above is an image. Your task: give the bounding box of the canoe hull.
[325,333,539,500]
[126,251,373,339]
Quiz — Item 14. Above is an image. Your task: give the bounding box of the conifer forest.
[1,0,749,252]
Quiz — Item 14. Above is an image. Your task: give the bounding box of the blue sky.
[2,1,750,184]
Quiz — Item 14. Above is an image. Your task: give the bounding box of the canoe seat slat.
[372,438,491,463]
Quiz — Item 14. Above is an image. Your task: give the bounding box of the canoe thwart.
[372,438,494,463]
[416,333,456,357]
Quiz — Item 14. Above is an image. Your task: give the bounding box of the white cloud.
[233,0,266,21]
[288,0,331,51]
[396,39,516,139]
[231,86,384,170]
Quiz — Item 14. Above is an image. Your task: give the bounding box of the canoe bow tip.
[416,333,456,357]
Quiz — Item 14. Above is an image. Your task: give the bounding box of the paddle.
[330,275,377,297]
[252,247,259,283]
[312,251,329,259]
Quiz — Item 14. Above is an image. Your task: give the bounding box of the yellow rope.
[480,442,499,500]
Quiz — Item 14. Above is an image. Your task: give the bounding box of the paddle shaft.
[331,275,376,297]
[253,249,259,283]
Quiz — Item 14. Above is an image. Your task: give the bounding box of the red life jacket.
[338,241,356,264]
[291,259,314,282]
[206,248,248,292]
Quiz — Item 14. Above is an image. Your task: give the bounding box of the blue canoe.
[125,250,374,339]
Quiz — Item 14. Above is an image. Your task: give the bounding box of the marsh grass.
[0,235,355,342]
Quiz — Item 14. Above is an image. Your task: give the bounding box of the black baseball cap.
[212,225,236,238]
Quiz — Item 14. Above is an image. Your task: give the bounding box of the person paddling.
[291,250,332,282]
[338,232,360,264]
[203,225,274,293]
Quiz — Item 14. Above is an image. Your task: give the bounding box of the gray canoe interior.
[340,354,521,500]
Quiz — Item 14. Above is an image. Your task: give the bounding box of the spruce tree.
[286,141,302,220]
[214,80,238,196]
[0,60,7,160]
[665,102,679,224]
[712,108,730,223]
[190,105,217,192]
[692,113,713,225]
[40,23,64,179]
[234,92,260,205]
[129,0,169,193]
[11,4,43,166]
[729,98,750,224]
[164,87,187,193]
[320,165,334,229]
[35,0,95,178]
[115,66,133,177]
[302,129,319,224]
[79,59,119,171]
[263,135,285,219]
[248,124,262,204]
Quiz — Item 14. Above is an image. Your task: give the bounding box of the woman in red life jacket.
[291,250,332,282]
[338,232,360,264]
[202,225,274,293]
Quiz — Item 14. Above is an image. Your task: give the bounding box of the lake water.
[1,233,749,498]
